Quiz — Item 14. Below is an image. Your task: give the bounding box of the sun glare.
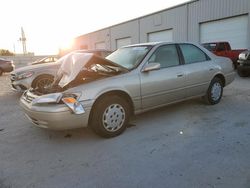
[59,38,75,51]
[0,0,188,55]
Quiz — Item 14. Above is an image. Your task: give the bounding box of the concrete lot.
[0,73,250,188]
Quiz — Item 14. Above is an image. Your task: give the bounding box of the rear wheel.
[204,77,223,105]
[90,95,130,138]
[32,75,54,92]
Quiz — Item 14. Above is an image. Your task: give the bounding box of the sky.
[0,0,188,55]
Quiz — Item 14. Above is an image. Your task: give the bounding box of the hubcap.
[211,82,222,101]
[102,104,125,132]
[36,78,53,89]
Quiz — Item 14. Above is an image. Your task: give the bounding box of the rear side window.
[179,44,208,64]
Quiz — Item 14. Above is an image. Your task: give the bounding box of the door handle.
[209,68,214,71]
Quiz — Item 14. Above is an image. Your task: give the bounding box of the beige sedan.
[20,42,235,138]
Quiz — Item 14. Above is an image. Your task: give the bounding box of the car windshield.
[106,46,152,70]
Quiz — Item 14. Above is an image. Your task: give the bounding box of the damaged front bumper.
[10,73,33,92]
[20,90,93,130]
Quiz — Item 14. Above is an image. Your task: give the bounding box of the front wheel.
[32,75,54,92]
[204,77,223,105]
[90,95,130,138]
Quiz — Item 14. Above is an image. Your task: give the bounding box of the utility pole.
[19,27,27,55]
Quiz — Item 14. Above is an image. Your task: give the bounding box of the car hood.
[12,61,60,74]
[55,52,126,88]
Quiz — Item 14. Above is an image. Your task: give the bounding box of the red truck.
[202,41,247,68]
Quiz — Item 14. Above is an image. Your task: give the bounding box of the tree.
[0,49,14,56]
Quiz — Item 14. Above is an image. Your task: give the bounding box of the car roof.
[123,42,165,47]
[122,41,199,48]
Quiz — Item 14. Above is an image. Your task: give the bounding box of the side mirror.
[142,63,161,72]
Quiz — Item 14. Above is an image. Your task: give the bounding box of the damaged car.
[20,42,235,138]
[10,49,111,92]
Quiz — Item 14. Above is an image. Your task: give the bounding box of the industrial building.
[73,0,250,51]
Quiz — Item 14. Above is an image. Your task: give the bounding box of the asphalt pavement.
[0,73,250,188]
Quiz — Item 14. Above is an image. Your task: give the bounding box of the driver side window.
[149,45,180,68]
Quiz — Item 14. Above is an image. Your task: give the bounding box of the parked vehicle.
[202,41,247,68]
[28,56,58,65]
[10,49,111,92]
[237,50,250,77]
[0,58,15,76]
[20,42,235,138]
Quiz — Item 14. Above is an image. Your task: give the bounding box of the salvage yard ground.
[0,73,250,188]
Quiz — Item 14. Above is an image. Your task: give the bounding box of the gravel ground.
[0,72,250,188]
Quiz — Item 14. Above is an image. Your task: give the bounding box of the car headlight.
[61,92,85,115]
[16,71,34,80]
[61,97,85,115]
[32,92,84,115]
[32,93,63,105]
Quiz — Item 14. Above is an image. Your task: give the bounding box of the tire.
[237,68,249,77]
[0,69,3,76]
[90,95,130,138]
[204,77,223,105]
[32,75,54,92]
[233,61,237,69]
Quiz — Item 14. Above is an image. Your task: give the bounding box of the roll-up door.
[200,15,248,49]
[148,30,173,42]
[116,37,131,49]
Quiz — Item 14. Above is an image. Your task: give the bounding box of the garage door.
[148,30,173,42]
[95,42,106,49]
[116,37,131,49]
[200,15,248,49]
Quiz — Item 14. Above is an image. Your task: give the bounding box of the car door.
[178,44,217,97]
[140,44,187,110]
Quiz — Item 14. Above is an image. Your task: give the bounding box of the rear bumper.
[2,64,14,72]
[11,83,28,92]
[10,76,33,92]
[237,62,250,71]
[238,65,250,71]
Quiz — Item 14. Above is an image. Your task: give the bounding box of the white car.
[10,50,111,92]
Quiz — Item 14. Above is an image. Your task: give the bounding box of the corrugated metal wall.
[74,0,250,50]
[90,29,110,50]
[110,20,139,50]
[139,5,188,43]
